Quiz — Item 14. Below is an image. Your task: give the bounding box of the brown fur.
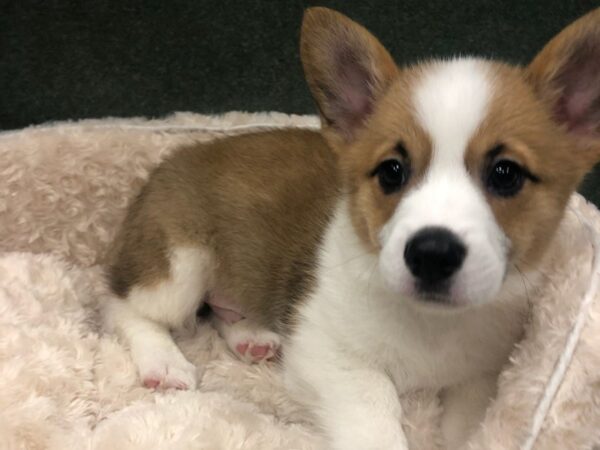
[300,7,600,275]
[108,129,339,330]
[342,73,434,251]
[465,63,583,269]
[528,7,600,152]
[108,6,600,338]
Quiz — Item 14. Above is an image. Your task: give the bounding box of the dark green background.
[1,0,598,203]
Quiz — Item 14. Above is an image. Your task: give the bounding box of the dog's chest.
[289,201,530,392]
[300,220,530,392]
[306,276,528,391]
[384,302,527,390]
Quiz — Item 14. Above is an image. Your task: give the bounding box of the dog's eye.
[486,159,525,197]
[374,159,407,194]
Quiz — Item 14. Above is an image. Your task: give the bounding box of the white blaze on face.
[379,59,509,306]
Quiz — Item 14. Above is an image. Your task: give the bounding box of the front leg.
[321,367,408,450]
[285,347,407,450]
[441,374,497,450]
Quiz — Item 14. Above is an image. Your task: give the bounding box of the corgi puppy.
[104,7,600,450]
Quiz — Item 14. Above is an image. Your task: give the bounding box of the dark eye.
[374,159,407,194]
[486,159,525,197]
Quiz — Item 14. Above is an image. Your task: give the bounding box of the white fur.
[105,246,213,389]
[285,61,533,449]
[285,199,529,449]
[380,59,508,307]
[128,246,213,328]
[440,374,497,450]
[212,316,281,364]
[415,59,490,152]
[107,300,198,389]
[106,245,283,387]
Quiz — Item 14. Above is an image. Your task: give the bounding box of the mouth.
[415,279,451,302]
[408,283,470,310]
[416,291,451,304]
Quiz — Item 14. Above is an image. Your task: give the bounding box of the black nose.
[404,227,467,286]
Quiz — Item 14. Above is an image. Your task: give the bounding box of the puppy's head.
[301,7,600,308]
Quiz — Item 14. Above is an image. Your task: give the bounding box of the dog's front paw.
[330,424,408,450]
[331,435,408,450]
[137,351,198,390]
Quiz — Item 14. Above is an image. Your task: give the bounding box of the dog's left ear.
[527,8,600,168]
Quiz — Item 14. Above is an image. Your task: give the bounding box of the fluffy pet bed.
[1,112,599,450]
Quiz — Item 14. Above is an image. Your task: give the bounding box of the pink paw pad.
[235,341,276,363]
[143,378,161,389]
[236,342,249,355]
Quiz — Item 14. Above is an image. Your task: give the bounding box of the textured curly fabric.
[0,112,598,450]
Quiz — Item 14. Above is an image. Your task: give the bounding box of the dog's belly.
[206,292,245,324]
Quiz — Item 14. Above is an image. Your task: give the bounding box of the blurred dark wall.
[1,0,598,202]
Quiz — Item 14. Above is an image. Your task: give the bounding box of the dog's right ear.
[301,7,399,150]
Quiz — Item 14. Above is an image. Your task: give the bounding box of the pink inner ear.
[328,47,375,137]
[564,90,600,134]
[555,38,600,136]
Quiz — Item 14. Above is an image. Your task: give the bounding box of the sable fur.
[107,129,338,331]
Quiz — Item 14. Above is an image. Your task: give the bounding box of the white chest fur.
[285,201,531,395]
[283,201,534,450]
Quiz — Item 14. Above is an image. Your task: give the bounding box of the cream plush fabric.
[0,112,599,450]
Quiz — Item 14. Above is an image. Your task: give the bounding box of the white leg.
[324,369,407,450]
[107,299,198,389]
[104,246,213,390]
[213,316,280,364]
[441,374,497,450]
[285,335,407,450]
[294,364,407,450]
